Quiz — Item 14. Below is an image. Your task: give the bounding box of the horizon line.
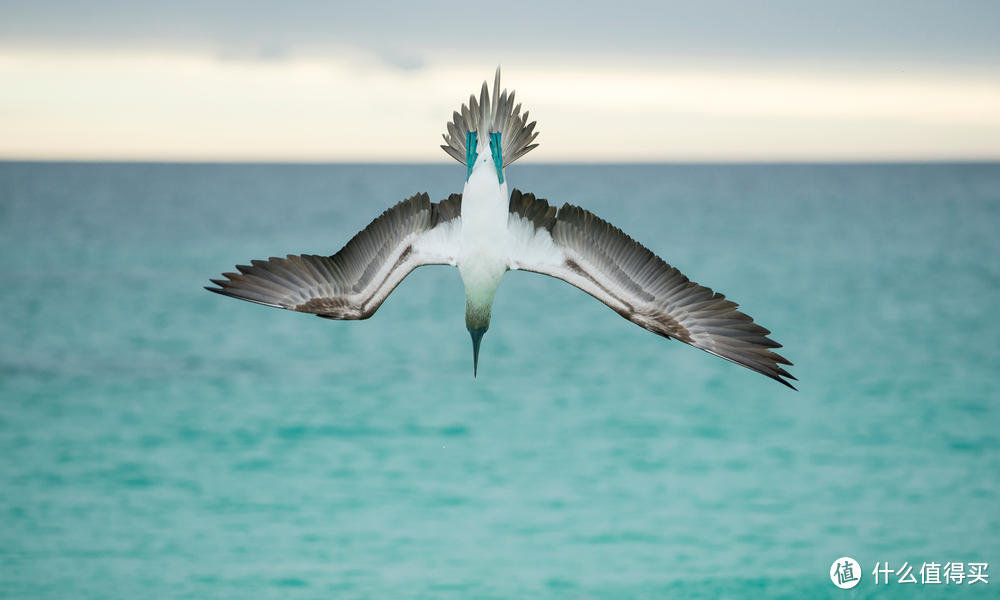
[2,158,999,166]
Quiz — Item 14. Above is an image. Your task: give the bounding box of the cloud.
[1,48,999,161]
[3,2,999,160]
[1,1,999,73]
[377,50,426,73]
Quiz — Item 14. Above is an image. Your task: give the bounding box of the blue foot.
[488,132,504,183]
[465,131,478,180]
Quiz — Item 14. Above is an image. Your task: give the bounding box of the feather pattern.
[206,192,461,320]
[441,67,539,167]
[507,190,796,389]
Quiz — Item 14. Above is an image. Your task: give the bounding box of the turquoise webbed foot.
[465,131,478,180]
[488,132,504,183]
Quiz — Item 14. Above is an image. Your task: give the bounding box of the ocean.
[1,162,998,598]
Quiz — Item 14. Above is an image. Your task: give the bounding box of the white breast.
[457,143,510,296]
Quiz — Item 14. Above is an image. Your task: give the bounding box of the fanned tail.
[440,67,539,167]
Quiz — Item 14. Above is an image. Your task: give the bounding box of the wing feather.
[507,189,795,389]
[207,192,461,320]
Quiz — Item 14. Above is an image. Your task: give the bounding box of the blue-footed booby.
[207,68,796,388]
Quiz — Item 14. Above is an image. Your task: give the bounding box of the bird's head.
[465,306,491,378]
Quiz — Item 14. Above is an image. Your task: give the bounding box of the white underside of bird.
[454,140,511,316]
[208,68,796,388]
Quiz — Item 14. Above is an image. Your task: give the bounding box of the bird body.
[207,68,796,388]
[457,137,509,335]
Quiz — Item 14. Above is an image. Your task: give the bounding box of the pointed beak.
[468,326,487,377]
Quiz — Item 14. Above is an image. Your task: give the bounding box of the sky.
[1,1,999,162]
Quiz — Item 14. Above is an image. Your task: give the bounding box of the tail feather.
[440,66,539,167]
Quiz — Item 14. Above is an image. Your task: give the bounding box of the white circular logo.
[830,556,862,589]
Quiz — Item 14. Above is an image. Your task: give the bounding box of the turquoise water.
[1,162,998,598]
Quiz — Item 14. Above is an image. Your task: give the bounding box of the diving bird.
[206,68,795,388]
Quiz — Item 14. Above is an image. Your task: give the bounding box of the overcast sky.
[2,1,999,161]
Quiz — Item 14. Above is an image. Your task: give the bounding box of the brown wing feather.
[509,190,796,389]
[207,192,460,320]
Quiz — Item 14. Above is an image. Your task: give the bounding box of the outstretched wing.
[206,192,462,320]
[506,190,796,389]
